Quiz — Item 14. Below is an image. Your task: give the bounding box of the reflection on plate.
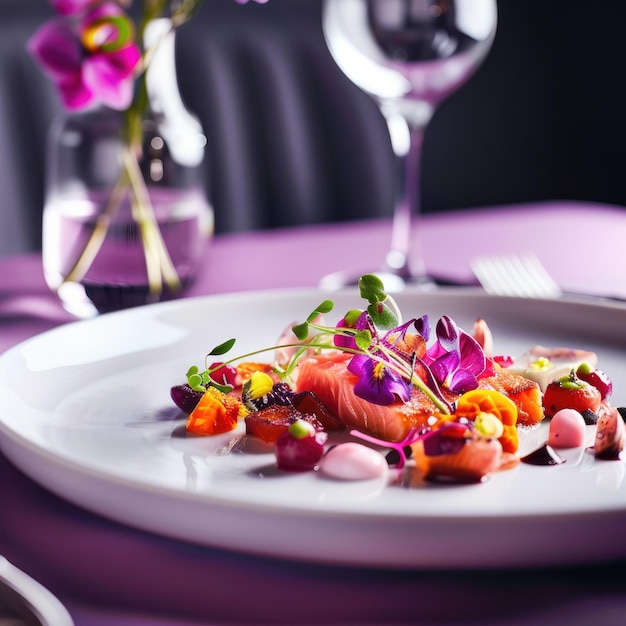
[0,289,626,569]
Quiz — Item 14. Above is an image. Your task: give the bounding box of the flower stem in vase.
[60,172,128,287]
[122,145,182,295]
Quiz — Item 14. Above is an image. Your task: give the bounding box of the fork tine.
[517,254,562,297]
[471,254,563,299]
[471,256,521,296]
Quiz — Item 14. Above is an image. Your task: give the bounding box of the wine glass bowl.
[321,0,497,290]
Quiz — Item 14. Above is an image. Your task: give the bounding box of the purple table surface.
[2,201,626,626]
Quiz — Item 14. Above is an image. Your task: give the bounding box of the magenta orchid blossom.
[28,2,140,110]
[29,0,270,112]
[424,316,488,394]
[50,0,98,15]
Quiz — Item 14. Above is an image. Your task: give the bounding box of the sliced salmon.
[477,366,543,426]
[295,352,437,442]
[295,352,544,442]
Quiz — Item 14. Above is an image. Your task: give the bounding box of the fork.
[470,253,564,299]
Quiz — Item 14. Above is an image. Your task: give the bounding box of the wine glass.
[320,0,497,291]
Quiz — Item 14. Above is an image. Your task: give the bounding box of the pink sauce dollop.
[548,409,586,448]
[319,443,388,481]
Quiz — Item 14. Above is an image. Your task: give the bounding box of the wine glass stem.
[385,117,427,281]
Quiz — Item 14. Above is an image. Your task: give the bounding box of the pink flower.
[28,2,140,111]
[50,0,99,15]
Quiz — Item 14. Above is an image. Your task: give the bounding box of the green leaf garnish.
[354,330,373,351]
[212,382,234,394]
[208,338,236,356]
[188,373,203,388]
[292,322,309,341]
[357,275,398,329]
[367,302,398,330]
[292,300,335,340]
[344,309,362,326]
[186,366,208,392]
[310,299,334,318]
[358,274,387,305]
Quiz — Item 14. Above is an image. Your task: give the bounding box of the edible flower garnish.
[347,353,410,405]
[452,388,519,453]
[185,275,493,417]
[423,316,487,394]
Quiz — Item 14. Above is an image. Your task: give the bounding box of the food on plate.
[411,422,506,483]
[547,409,587,448]
[576,361,613,400]
[319,442,388,481]
[295,351,431,443]
[452,388,517,453]
[542,370,602,418]
[475,366,543,427]
[594,407,626,460]
[275,419,328,471]
[245,405,324,444]
[185,387,241,436]
[171,274,623,486]
[509,346,598,392]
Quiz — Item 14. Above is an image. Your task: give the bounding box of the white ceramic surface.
[0,556,74,625]
[1,289,626,569]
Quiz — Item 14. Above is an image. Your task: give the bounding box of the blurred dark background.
[1,0,626,256]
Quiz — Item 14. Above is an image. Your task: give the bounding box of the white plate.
[1,289,626,569]
[0,556,74,626]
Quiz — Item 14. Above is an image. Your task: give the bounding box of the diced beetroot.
[207,362,238,388]
[245,405,323,444]
[576,363,613,400]
[292,391,345,431]
[275,420,328,471]
[171,384,204,414]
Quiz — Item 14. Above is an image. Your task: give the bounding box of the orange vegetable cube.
[186,388,240,436]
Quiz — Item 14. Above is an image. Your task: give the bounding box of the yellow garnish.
[244,371,274,400]
[529,357,552,371]
[474,411,505,439]
[455,389,519,453]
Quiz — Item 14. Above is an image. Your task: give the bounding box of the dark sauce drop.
[521,444,566,466]
[581,409,600,425]
[385,446,413,466]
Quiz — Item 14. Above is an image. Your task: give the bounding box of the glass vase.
[42,18,213,318]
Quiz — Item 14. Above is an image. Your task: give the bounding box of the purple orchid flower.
[347,352,410,406]
[413,314,430,341]
[28,2,140,111]
[424,316,487,394]
[50,0,98,15]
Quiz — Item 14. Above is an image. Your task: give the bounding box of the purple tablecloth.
[2,201,626,625]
